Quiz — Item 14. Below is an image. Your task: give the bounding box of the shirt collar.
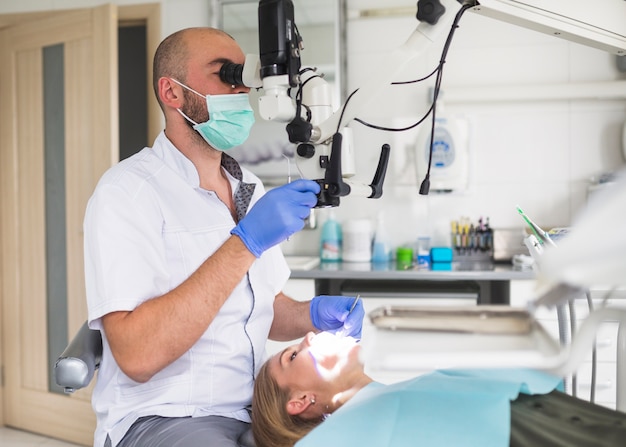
[154,132,256,221]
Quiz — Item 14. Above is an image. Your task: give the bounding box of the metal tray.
[369,305,533,335]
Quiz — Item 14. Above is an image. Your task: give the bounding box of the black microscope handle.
[369,143,390,199]
[324,132,351,197]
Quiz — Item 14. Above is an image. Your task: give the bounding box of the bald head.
[152,27,235,109]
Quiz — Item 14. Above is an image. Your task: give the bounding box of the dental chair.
[54,321,102,393]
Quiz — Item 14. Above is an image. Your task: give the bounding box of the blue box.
[430,247,453,263]
[431,262,452,271]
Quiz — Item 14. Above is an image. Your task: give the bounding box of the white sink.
[285,256,320,270]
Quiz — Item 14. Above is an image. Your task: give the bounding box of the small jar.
[342,219,372,262]
[396,246,414,269]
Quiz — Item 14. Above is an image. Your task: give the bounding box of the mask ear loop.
[176,108,200,126]
[169,78,205,98]
[170,78,206,126]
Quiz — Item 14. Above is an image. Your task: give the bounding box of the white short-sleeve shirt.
[84,132,290,447]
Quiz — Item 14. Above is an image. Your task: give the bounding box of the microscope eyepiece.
[219,62,244,87]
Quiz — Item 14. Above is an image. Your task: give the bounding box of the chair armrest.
[54,321,103,393]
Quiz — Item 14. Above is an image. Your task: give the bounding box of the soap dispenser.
[415,88,469,193]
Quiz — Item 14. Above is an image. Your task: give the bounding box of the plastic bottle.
[416,236,431,270]
[371,213,391,263]
[342,219,372,262]
[320,211,342,262]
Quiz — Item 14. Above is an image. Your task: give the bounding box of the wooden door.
[0,4,118,445]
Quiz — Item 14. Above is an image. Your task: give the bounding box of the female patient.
[252,332,626,447]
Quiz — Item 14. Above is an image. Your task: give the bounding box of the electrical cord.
[420,3,472,194]
[294,67,323,122]
[391,66,441,85]
[349,61,440,132]
[336,88,359,134]
[350,4,471,133]
[328,3,473,194]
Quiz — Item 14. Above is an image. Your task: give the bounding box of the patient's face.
[269,332,361,393]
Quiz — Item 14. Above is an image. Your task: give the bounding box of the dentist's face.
[178,29,249,124]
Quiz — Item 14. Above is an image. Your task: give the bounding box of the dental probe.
[348,295,361,315]
[335,295,361,338]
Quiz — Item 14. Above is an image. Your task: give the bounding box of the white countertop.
[286,256,535,281]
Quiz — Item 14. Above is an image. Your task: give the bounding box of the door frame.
[117,3,162,143]
[0,2,161,441]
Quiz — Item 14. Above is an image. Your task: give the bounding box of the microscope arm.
[311,0,464,144]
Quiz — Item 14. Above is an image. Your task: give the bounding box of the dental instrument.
[335,295,360,338]
[516,206,557,247]
[348,295,361,315]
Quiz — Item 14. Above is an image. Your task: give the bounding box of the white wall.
[4,0,624,257]
[284,1,626,256]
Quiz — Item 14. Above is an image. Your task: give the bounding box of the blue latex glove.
[310,295,365,339]
[231,179,320,257]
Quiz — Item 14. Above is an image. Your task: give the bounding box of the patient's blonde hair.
[252,360,324,447]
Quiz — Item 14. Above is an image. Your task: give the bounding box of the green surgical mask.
[172,79,255,151]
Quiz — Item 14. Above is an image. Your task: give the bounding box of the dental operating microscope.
[220,0,401,207]
[217,0,471,207]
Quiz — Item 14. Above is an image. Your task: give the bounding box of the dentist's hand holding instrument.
[310,294,364,339]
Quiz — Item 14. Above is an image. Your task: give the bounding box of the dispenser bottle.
[371,213,391,263]
[320,211,342,262]
[415,88,469,192]
[342,219,372,262]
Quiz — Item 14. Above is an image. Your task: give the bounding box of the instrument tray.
[369,305,533,335]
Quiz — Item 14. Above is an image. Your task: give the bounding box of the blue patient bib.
[295,368,561,447]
